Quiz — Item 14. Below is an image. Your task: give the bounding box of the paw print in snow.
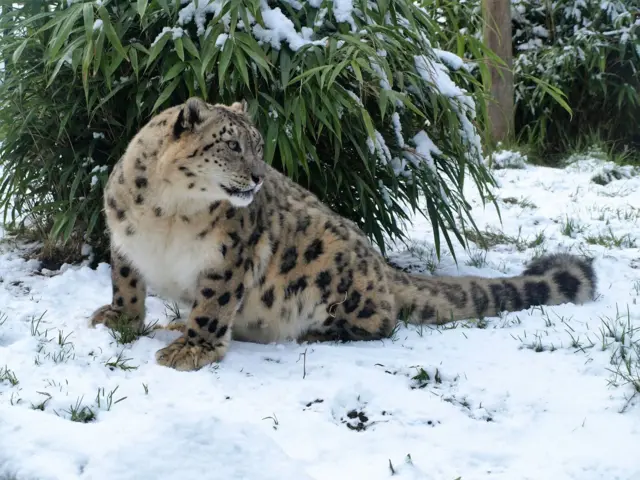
[330,386,389,432]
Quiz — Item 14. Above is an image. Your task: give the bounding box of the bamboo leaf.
[82,41,93,104]
[83,3,94,42]
[218,37,234,85]
[152,77,181,112]
[97,7,128,61]
[129,47,139,80]
[46,55,67,88]
[182,36,200,59]
[146,31,170,68]
[163,61,185,82]
[48,6,83,60]
[12,39,29,64]
[174,37,185,61]
[189,59,208,99]
[137,0,149,19]
[93,29,105,75]
[264,120,279,165]
[232,47,250,88]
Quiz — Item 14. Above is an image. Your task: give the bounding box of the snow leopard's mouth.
[222,183,260,199]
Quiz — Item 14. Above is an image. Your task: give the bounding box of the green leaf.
[264,120,279,165]
[98,6,128,61]
[189,59,208,99]
[69,171,82,201]
[86,208,100,237]
[182,36,200,59]
[232,47,250,88]
[174,37,185,61]
[360,108,376,141]
[83,3,94,42]
[12,39,29,64]
[82,41,93,104]
[46,55,67,88]
[50,214,68,241]
[163,61,186,82]
[278,131,296,178]
[280,49,292,89]
[137,0,149,19]
[108,49,126,77]
[326,59,350,90]
[129,47,139,80]
[146,31,170,68]
[378,89,389,119]
[152,77,181,112]
[218,38,234,85]
[287,65,333,87]
[62,210,79,242]
[201,27,223,72]
[93,29,105,75]
[48,5,83,60]
[157,0,170,15]
[523,74,573,118]
[236,36,272,78]
[350,60,363,84]
[34,8,76,36]
[131,42,150,55]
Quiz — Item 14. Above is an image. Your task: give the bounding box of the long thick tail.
[387,253,597,324]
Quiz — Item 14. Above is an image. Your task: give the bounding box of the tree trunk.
[482,0,514,145]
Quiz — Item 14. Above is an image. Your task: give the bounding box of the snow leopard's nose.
[251,173,263,185]
[250,162,266,185]
[251,173,264,193]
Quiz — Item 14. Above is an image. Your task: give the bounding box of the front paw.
[155,336,226,371]
[89,304,143,332]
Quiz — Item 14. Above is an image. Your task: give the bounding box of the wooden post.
[482,0,514,145]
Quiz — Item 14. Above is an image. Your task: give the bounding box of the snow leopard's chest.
[111,216,224,301]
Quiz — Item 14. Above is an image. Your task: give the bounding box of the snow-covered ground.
[1,153,640,480]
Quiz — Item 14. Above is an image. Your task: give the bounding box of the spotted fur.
[89,97,598,371]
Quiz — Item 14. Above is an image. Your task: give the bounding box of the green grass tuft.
[584,229,636,249]
[104,351,138,372]
[108,316,158,345]
[56,397,97,423]
[0,366,19,386]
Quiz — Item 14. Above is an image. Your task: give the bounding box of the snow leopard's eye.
[227,140,241,152]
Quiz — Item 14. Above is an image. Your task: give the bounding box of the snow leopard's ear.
[173,97,207,138]
[228,99,249,115]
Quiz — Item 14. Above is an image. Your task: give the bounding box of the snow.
[2,154,640,479]
[365,130,392,167]
[177,0,225,37]
[253,7,321,51]
[414,53,483,165]
[488,149,527,170]
[174,0,326,51]
[405,130,440,175]
[370,59,392,91]
[391,112,405,148]
[150,27,186,47]
[433,48,465,71]
[415,54,460,99]
[332,0,356,31]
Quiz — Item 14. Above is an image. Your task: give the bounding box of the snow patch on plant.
[486,150,528,170]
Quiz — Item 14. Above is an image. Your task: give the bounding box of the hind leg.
[296,244,397,343]
[302,289,396,343]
